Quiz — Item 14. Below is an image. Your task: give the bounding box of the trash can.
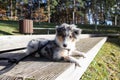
[19,19,33,34]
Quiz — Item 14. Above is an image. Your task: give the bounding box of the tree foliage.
[0,0,119,25]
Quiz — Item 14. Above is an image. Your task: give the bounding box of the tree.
[83,0,117,25]
[50,0,84,24]
[72,0,84,24]
[111,0,120,26]
[0,0,119,25]
[47,0,58,23]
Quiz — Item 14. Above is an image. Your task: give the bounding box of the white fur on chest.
[53,49,68,60]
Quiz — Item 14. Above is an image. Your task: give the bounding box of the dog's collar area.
[64,48,70,55]
[62,48,70,52]
[53,40,60,48]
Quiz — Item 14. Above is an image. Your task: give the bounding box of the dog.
[26,23,85,66]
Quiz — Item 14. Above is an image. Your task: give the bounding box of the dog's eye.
[74,30,79,35]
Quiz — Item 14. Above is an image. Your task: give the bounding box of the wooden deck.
[0,35,107,80]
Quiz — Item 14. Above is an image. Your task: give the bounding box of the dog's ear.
[70,24,76,28]
[73,28,82,39]
[74,28,82,35]
[56,25,59,32]
[56,26,62,34]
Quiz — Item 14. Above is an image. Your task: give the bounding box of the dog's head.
[55,23,82,49]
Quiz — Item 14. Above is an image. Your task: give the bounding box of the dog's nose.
[63,44,67,47]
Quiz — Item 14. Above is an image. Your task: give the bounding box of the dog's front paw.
[75,63,81,67]
[78,52,86,58]
[81,52,86,58]
[75,61,81,67]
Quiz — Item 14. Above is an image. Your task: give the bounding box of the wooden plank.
[33,28,55,30]
[55,37,107,80]
[67,37,107,80]
[0,35,107,80]
[0,35,55,51]
[0,34,91,51]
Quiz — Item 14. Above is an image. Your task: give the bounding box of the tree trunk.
[115,15,118,26]
[84,10,88,24]
[72,0,75,24]
[47,0,50,23]
[10,0,13,19]
[15,1,17,20]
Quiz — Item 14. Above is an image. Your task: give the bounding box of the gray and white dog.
[26,23,85,66]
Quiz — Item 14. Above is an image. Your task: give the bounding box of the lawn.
[0,20,19,35]
[81,37,120,80]
[0,20,120,79]
[1,20,120,35]
[0,20,56,35]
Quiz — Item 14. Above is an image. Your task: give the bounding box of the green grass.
[33,22,56,28]
[0,20,19,35]
[0,20,120,79]
[81,37,120,80]
[77,24,120,34]
[0,20,56,35]
[0,20,119,35]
